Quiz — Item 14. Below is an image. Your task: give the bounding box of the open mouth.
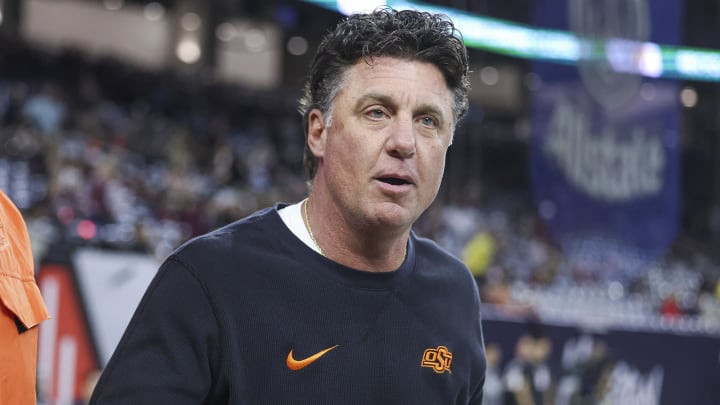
[379,177,412,186]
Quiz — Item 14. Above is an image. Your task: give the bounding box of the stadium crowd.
[2,35,720,336]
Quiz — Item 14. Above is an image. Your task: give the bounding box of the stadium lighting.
[680,87,698,108]
[181,12,202,32]
[143,2,165,21]
[336,0,386,15]
[244,28,267,52]
[216,22,237,42]
[102,0,124,11]
[176,38,201,64]
[301,0,720,82]
[479,66,499,86]
[287,36,309,56]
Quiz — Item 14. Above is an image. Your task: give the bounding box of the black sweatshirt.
[90,205,486,404]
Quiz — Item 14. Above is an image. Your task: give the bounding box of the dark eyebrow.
[354,92,447,125]
[416,103,446,124]
[353,93,395,111]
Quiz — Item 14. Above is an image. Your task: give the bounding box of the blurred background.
[1,0,719,404]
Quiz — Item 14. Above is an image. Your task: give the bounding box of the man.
[0,189,51,405]
[90,7,486,404]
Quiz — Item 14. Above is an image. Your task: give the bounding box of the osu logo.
[421,346,453,374]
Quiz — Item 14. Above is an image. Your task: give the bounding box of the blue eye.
[420,116,437,127]
[369,109,385,119]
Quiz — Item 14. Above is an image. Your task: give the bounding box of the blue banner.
[531,0,683,277]
[483,318,720,405]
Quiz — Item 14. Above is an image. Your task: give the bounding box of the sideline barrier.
[483,315,720,405]
[36,248,160,404]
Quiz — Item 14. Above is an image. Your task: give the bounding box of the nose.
[386,117,416,159]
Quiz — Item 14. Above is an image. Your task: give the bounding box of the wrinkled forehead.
[338,57,454,111]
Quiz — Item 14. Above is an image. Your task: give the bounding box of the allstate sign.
[531,0,682,277]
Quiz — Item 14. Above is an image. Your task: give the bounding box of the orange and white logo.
[421,345,453,374]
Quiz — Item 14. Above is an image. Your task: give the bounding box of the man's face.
[308,56,455,233]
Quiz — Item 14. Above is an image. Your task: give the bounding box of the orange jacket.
[0,189,50,405]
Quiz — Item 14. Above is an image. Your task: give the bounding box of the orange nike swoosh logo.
[286,345,339,371]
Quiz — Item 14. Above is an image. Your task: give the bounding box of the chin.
[370,203,417,228]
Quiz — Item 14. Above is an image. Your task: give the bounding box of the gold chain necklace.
[302,199,326,256]
[302,199,408,261]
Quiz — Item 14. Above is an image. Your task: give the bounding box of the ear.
[307,108,327,158]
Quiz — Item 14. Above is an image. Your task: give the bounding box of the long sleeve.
[89,257,222,404]
[91,208,486,404]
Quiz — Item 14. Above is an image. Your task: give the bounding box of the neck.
[305,192,409,273]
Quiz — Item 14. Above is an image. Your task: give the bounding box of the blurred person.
[22,82,66,135]
[659,292,682,319]
[573,341,614,405]
[503,331,553,405]
[554,337,615,405]
[697,276,720,326]
[0,189,51,405]
[463,230,497,283]
[90,7,486,404]
[483,343,504,405]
